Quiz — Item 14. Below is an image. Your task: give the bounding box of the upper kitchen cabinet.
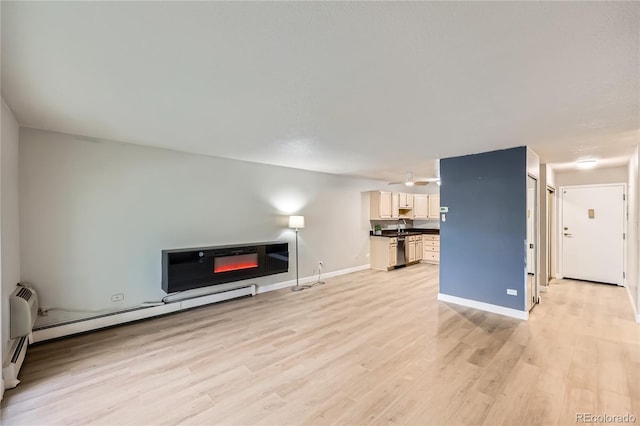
[398,193,414,219]
[391,192,400,219]
[413,194,429,219]
[428,194,440,219]
[371,191,430,220]
[370,191,393,219]
[399,193,414,209]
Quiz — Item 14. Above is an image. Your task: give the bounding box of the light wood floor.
[1,265,639,425]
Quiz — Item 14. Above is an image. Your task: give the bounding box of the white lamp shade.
[288,215,305,229]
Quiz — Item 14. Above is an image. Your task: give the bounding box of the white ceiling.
[1,2,638,182]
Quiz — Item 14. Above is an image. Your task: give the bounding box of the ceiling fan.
[388,172,440,186]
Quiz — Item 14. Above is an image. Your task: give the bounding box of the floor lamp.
[289,215,308,291]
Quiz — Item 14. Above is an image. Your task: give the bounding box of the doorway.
[560,184,625,285]
[527,175,538,311]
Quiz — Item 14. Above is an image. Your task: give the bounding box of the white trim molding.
[256,264,370,294]
[624,284,640,324]
[437,293,529,320]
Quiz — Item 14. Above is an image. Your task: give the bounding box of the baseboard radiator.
[2,284,38,389]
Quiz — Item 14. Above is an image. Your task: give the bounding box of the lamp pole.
[289,215,306,292]
[292,228,302,291]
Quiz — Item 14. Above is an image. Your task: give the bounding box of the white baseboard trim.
[256,264,370,294]
[623,284,640,324]
[437,293,529,320]
[33,265,371,342]
[32,286,254,343]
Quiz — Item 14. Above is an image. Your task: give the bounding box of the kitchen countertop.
[370,229,440,237]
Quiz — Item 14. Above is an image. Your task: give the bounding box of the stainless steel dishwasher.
[396,236,407,267]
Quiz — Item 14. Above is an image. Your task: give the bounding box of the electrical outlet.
[506,289,517,296]
[111,293,124,302]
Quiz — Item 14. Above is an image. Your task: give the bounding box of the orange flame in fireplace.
[214,261,259,273]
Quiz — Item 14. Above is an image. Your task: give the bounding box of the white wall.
[19,128,387,313]
[545,164,556,189]
[554,166,628,187]
[1,98,21,366]
[627,146,639,318]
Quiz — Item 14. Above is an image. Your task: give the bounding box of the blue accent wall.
[439,146,527,311]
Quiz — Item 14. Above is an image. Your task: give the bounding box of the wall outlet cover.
[506,289,517,296]
[111,293,125,302]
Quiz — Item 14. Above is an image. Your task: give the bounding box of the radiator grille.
[11,336,27,363]
[16,287,32,301]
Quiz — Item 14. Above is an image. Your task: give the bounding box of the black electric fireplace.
[162,241,288,293]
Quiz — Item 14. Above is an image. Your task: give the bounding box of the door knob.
[563,233,572,237]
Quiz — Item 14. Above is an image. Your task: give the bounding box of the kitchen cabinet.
[406,235,423,263]
[370,233,438,271]
[391,192,400,219]
[370,191,393,219]
[399,193,414,209]
[407,235,417,263]
[413,194,428,219]
[398,193,414,219]
[389,239,397,267]
[428,195,440,220]
[422,234,440,264]
[370,236,398,271]
[408,241,415,263]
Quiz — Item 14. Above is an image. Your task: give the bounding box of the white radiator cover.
[2,336,28,389]
[3,285,39,389]
[10,284,38,339]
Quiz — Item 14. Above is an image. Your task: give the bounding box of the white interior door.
[561,185,624,285]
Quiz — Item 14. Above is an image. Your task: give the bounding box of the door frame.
[527,173,540,310]
[547,186,555,284]
[557,183,627,286]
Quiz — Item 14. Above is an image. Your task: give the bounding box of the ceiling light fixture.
[404,172,415,186]
[576,159,597,169]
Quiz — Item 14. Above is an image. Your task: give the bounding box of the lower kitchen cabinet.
[407,235,423,263]
[408,238,416,263]
[371,233,439,271]
[416,237,423,261]
[370,236,398,271]
[422,234,440,264]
